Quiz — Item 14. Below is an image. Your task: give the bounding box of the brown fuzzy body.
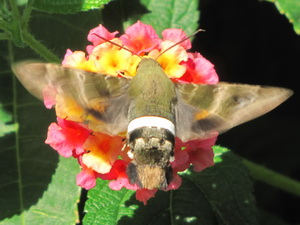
[127,127,174,189]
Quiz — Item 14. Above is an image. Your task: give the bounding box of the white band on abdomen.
[127,116,175,135]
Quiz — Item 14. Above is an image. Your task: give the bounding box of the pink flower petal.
[61,49,74,65]
[119,21,161,55]
[42,85,57,109]
[45,122,71,157]
[76,167,97,189]
[87,25,119,54]
[192,53,219,84]
[109,178,139,191]
[162,28,191,50]
[99,160,139,190]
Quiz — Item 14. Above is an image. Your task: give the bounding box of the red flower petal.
[45,118,90,158]
[172,135,217,174]
[185,135,218,172]
[174,52,219,84]
[135,188,158,205]
[97,159,127,180]
[166,173,182,190]
[171,138,190,172]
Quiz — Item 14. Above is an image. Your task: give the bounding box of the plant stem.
[8,0,21,20]
[243,159,300,197]
[21,30,60,63]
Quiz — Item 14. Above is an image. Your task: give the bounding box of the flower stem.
[243,159,300,197]
[21,30,60,63]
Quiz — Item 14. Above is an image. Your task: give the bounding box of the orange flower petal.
[82,133,123,174]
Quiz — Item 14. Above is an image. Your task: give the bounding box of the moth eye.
[169,155,175,162]
[127,150,134,159]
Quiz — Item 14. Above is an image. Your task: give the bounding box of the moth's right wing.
[12,61,132,135]
[175,82,293,142]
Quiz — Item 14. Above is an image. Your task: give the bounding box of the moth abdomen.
[126,116,175,189]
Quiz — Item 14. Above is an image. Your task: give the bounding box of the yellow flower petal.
[55,94,86,122]
[124,55,142,77]
[82,133,123,174]
[82,153,112,174]
[148,41,188,78]
[90,39,133,76]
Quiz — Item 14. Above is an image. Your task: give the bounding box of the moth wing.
[12,61,131,135]
[175,82,293,141]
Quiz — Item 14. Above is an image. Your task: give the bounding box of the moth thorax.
[127,117,175,161]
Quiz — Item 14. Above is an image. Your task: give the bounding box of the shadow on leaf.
[0,133,59,220]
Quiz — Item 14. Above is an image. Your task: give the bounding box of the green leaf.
[264,0,300,34]
[213,145,230,163]
[0,104,18,137]
[139,0,200,36]
[32,0,112,14]
[0,157,81,225]
[0,54,81,224]
[83,150,258,225]
[83,180,136,225]
[99,0,199,36]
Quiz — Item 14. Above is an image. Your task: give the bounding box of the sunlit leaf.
[0,104,18,137]
[264,0,300,34]
[32,0,112,14]
[139,0,199,36]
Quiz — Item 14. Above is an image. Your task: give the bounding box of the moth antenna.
[155,29,205,61]
[93,33,142,59]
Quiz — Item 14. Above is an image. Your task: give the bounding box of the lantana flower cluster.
[44,21,219,204]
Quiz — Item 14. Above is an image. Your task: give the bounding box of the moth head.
[127,163,173,190]
[136,57,162,72]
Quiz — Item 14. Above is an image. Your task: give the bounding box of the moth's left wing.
[175,82,293,141]
[12,61,131,135]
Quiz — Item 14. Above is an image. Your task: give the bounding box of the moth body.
[126,59,177,189]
